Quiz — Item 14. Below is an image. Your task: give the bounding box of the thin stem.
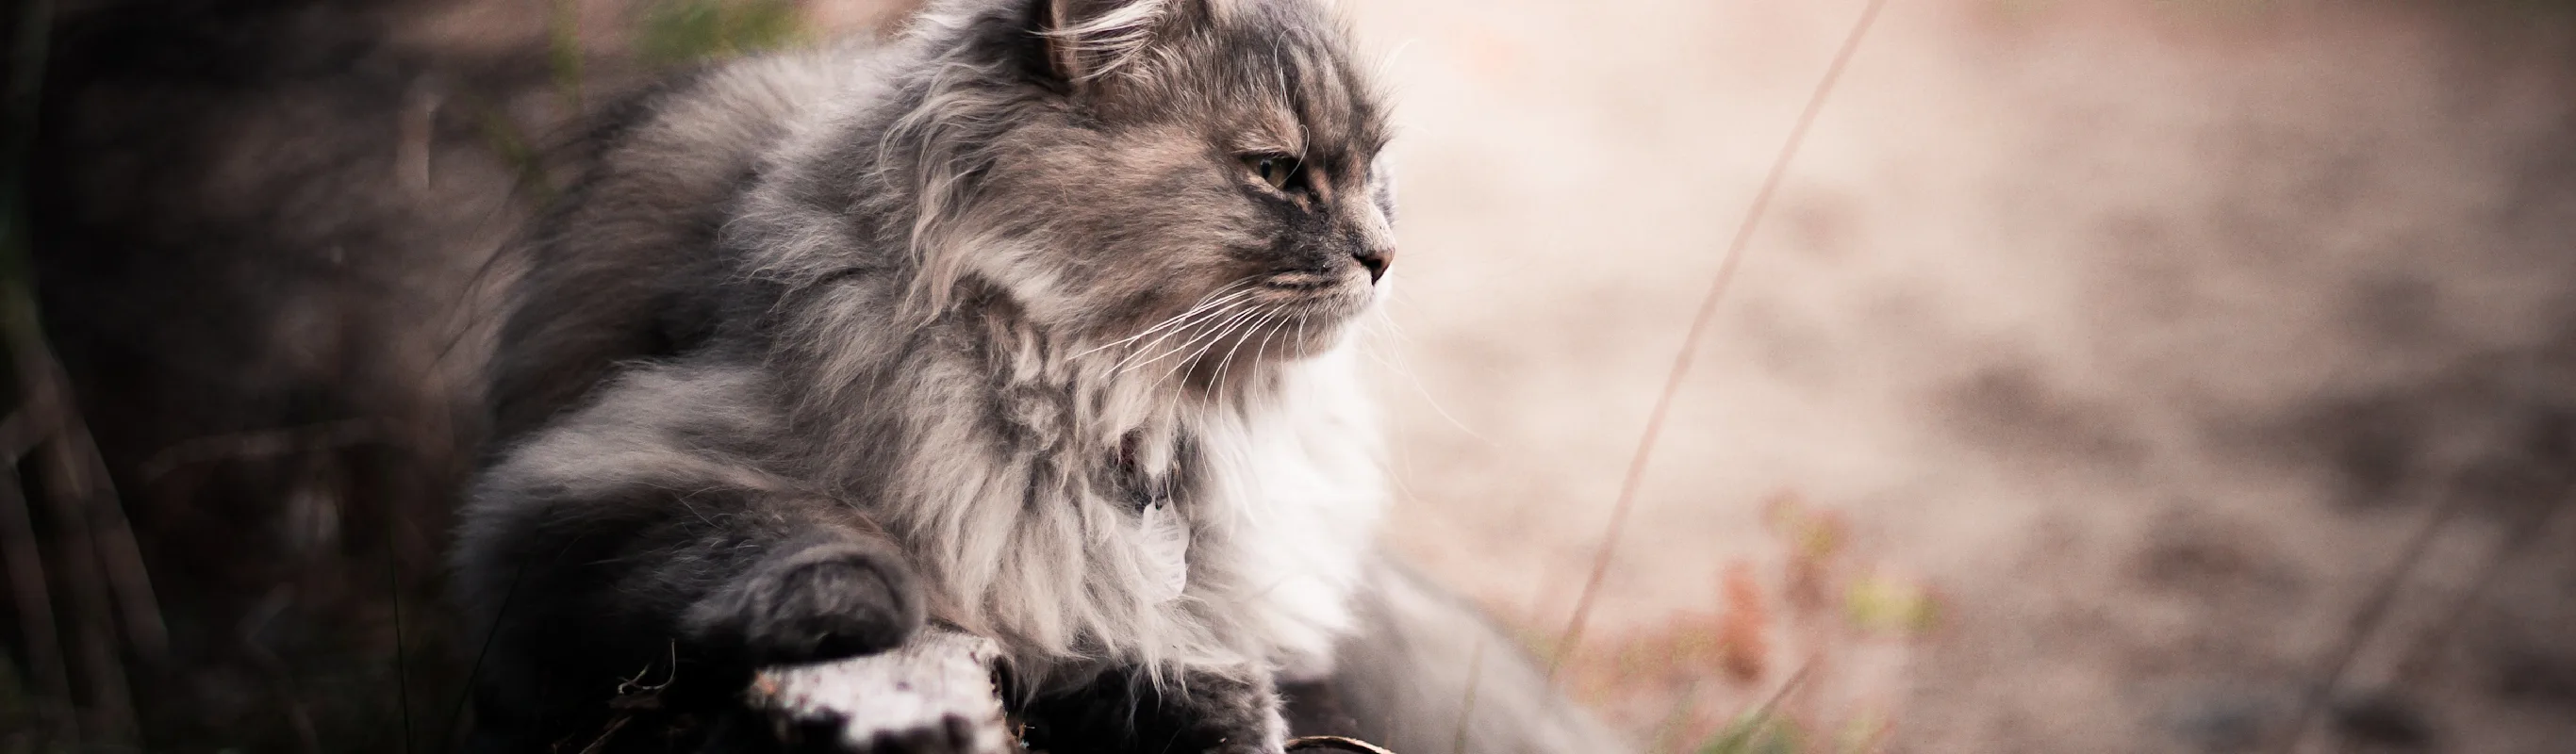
[388,515,415,754]
[1546,0,1889,681]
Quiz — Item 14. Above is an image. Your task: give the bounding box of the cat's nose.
[1348,203,1396,283]
[1353,244,1392,282]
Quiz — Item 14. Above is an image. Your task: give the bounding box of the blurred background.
[7,0,2576,751]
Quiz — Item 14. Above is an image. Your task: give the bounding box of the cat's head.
[895,0,1394,380]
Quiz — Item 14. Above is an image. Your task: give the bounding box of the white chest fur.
[1174,347,1388,678]
[887,342,1388,678]
[1137,499,1190,604]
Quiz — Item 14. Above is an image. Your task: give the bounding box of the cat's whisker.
[1104,276,1263,343]
[1173,303,1270,372]
[1107,295,1260,374]
[1369,299,1418,347]
[1210,307,1285,393]
[1116,299,1264,379]
[1115,295,1264,376]
[1122,280,1264,344]
[1193,303,1283,390]
[1151,303,1274,394]
[1355,322,1494,447]
[1242,310,1293,385]
[1072,277,1263,361]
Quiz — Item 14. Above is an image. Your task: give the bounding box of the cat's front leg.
[682,529,929,667]
[1017,664,1287,754]
[456,451,939,751]
[1166,668,1290,754]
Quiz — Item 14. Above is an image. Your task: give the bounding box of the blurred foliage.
[1715,564,1770,683]
[1544,490,1932,752]
[1832,713,1891,754]
[471,103,559,207]
[636,0,811,66]
[551,0,585,111]
[1695,711,1891,754]
[1765,496,1845,565]
[1698,713,1803,754]
[1843,574,1939,636]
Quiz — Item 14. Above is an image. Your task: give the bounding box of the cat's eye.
[1245,154,1300,191]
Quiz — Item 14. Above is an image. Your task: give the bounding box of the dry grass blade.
[13,345,159,743]
[14,339,169,662]
[386,503,416,754]
[0,0,87,745]
[2267,498,2468,754]
[2265,418,2512,754]
[2394,486,2575,681]
[136,418,388,484]
[0,466,75,746]
[1446,635,1486,754]
[1696,659,1818,754]
[1545,0,1890,682]
[23,426,134,742]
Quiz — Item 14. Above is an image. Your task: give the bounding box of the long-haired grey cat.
[455,0,1624,751]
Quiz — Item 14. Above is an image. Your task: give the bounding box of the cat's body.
[483,36,1385,674]
[457,1,1620,752]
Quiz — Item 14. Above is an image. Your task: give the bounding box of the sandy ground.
[1325,0,2576,751]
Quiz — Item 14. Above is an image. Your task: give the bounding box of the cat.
[456,1,1621,752]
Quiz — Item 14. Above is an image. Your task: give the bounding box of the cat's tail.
[1322,558,1636,754]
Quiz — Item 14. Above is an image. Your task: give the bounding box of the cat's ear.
[1030,0,1177,87]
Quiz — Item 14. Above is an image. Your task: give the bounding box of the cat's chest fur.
[859,335,1387,680]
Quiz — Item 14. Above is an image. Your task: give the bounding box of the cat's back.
[489,42,901,442]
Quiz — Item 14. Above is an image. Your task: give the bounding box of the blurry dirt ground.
[1340,0,2576,751]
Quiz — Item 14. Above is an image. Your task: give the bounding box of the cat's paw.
[751,629,1011,754]
[686,536,926,665]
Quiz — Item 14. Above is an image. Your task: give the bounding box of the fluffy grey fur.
[458,0,1401,750]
